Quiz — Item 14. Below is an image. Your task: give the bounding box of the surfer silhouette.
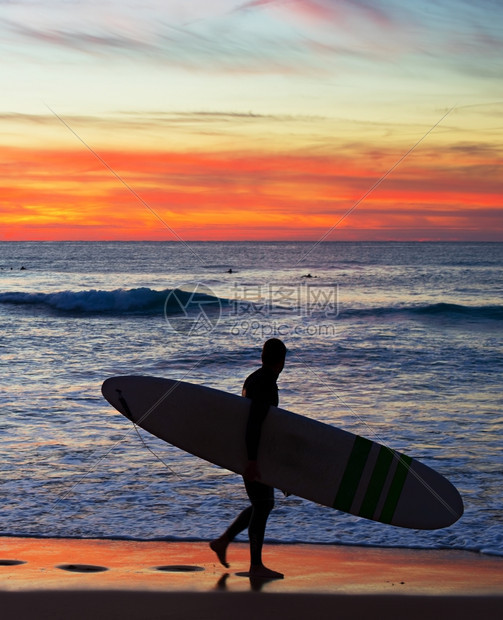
[210,338,287,580]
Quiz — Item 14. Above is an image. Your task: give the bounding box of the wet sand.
[0,537,502,618]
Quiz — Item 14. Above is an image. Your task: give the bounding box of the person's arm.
[243,375,276,480]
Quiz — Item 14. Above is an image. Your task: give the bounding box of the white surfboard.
[102,375,463,530]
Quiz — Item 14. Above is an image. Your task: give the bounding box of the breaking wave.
[340,302,503,321]
[1,290,501,323]
[0,287,225,315]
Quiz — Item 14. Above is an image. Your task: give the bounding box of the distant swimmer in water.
[301,273,316,278]
[227,268,233,274]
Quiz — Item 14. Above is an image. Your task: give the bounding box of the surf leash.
[116,389,191,480]
[43,357,211,518]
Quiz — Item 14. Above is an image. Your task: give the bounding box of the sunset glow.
[1,1,502,241]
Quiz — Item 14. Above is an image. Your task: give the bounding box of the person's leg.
[245,479,273,566]
[210,504,253,568]
[245,480,283,579]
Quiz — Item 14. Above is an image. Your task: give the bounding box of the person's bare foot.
[249,564,284,580]
[209,536,230,568]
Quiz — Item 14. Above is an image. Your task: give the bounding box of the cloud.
[2,0,501,81]
[1,140,501,242]
[2,5,323,73]
[0,2,448,74]
[238,0,503,77]
[283,0,398,28]
[0,108,338,155]
[2,16,158,59]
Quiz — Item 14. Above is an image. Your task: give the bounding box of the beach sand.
[1,537,502,619]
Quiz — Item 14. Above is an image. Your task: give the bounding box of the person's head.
[261,338,287,375]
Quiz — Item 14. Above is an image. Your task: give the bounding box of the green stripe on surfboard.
[333,435,372,512]
[358,445,395,519]
[333,437,413,523]
[378,453,413,524]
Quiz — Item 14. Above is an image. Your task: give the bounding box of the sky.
[1,0,502,241]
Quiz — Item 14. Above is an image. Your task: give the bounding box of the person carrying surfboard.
[210,338,287,580]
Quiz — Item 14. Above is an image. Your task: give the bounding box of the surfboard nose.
[393,460,464,530]
[101,377,134,421]
[442,482,464,528]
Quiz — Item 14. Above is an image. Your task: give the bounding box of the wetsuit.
[243,366,278,460]
[222,366,278,566]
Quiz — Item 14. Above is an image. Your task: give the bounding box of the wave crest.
[342,303,503,321]
[1,291,500,322]
[0,287,224,315]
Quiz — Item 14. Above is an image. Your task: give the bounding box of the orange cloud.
[0,144,501,241]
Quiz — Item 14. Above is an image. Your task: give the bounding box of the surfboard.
[101,375,463,530]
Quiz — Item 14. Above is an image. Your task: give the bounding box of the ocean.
[0,241,501,556]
